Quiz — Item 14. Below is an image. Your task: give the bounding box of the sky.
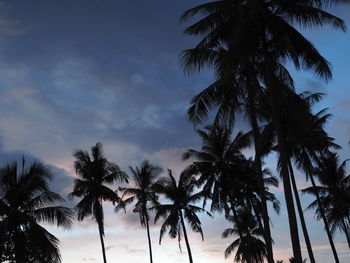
[0,0,350,262]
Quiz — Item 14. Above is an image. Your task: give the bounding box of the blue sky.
[0,1,350,262]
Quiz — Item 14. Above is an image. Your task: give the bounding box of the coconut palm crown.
[0,159,73,263]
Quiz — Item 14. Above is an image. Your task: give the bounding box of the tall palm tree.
[115,160,162,263]
[303,152,350,249]
[69,143,128,263]
[222,207,268,263]
[185,64,279,262]
[258,88,343,263]
[257,90,342,263]
[0,159,73,263]
[151,169,211,263]
[180,1,346,261]
[282,92,341,262]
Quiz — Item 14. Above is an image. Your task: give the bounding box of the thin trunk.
[261,21,302,260]
[14,229,25,263]
[180,210,193,263]
[309,175,340,263]
[251,199,266,241]
[98,223,108,263]
[145,216,154,263]
[347,215,350,244]
[231,202,252,263]
[267,77,303,262]
[251,199,264,232]
[341,218,350,250]
[231,203,244,239]
[247,89,275,263]
[288,161,316,263]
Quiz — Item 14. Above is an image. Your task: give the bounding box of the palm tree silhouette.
[286,95,341,262]
[185,63,278,262]
[70,143,128,263]
[180,1,345,261]
[256,90,339,263]
[115,160,162,263]
[183,125,252,213]
[273,91,341,262]
[222,207,267,263]
[184,124,279,261]
[183,124,280,211]
[303,152,350,249]
[151,169,211,263]
[0,159,73,263]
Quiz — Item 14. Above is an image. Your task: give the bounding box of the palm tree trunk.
[341,218,350,250]
[231,203,244,238]
[229,198,244,237]
[309,175,340,263]
[346,215,350,248]
[260,23,303,260]
[14,229,25,263]
[145,216,154,263]
[98,223,108,263]
[180,210,193,263]
[247,89,275,263]
[288,161,316,263]
[267,81,303,263]
[251,199,264,233]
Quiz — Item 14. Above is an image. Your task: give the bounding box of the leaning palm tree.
[223,207,267,263]
[151,169,211,263]
[0,159,73,263]
[70,143,128,263]
[115,160,162,263]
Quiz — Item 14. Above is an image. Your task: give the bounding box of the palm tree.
[222,207,267,263]
[185,65,279,262]
[183,125,251,213]
[151,169,211,263]
[257,90,344,262]
[69,143,128,263]
[115,160,162,263]
[180,1,346,261]
[280,92,341,262]
[0,159,73,263]
[303,152,350,249]
[256,91,338,263]
[183,125,280,226]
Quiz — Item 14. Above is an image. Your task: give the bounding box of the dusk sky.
[1,1,350,262]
